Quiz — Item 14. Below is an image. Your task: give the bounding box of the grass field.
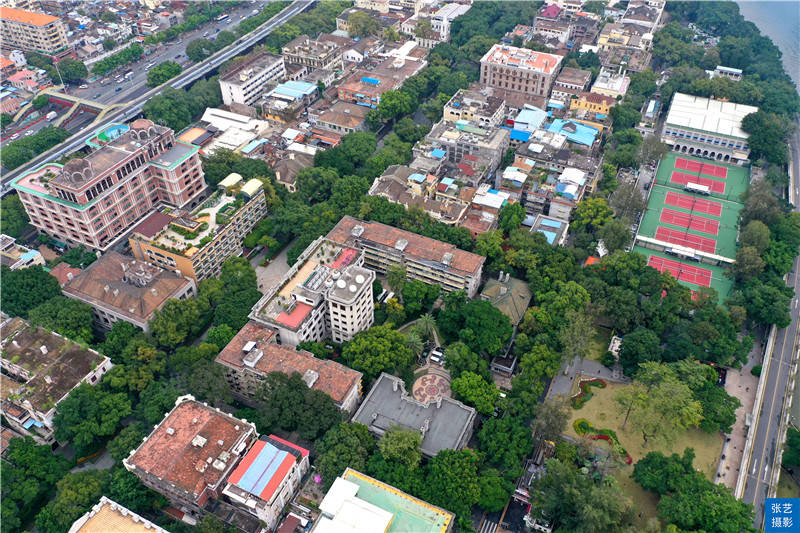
[587,327,613,362]
[566,378,724,529]
[777,469,800,498]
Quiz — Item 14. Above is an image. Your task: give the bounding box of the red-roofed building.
[222,435,309,530]
[123,395,259,528]
[480,44,563,98]
[48,262,82,287]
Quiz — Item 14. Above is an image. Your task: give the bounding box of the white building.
[661,92,758,163]
[0,234,44,270]
[219,51,286,106]
[431,3,471,41]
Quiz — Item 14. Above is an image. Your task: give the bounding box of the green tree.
[57,57,89,83]
[29,296,95,343]
[451,371,499,415]
[739,220,770,253]
[149,297,209,349]
[783,427,800,468]
[0,194,30,238]
[316,423,375,488]
[478,468,511,512]
[186,38,215,62]
[741,110,792,165]
[342,325,415,383]
[598,217,632,252]
[401,280,440,318]
[728,246,765,282]
[444,342,489,380]
[0,112,13,128]
[423,449,482,521]
[530,396,570,445]
[103,37,117,51]
[347,10,380,37]
[36,470,110,533]
[146,60,182,87]
[637,134,669,165]
[54,384,132,453]
[558,308,595,370]
[32,94,49,109]
[478,415,533,482]
[378,427,423,469]
[108,422,148,462]
[609,103,641,129]
[386,263,407,293]
[530,458,631,532]
[108,467,164,515]
[206,324,236,351]
[572,197,613,233]
[618,327,662,375]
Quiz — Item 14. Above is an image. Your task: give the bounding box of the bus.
[684,182,710,196]
[216,14,229,22]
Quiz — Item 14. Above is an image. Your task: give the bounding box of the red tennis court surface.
[675,157,728,179]
[659,208,720,235]
[648,255,712,287]
[655,226,717,254]
[670,171,726,194]
[664,191,723,217]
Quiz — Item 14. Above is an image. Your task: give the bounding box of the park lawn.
[614,466,661,531]
[566,378,724,476]
[777,470,800,498]
[587,326,613,362]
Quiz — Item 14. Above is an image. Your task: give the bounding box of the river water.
[735,1,800,88]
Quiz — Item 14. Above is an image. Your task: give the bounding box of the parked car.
[79,84,88,89]
[24,130,34,136]
[9,133,20,140]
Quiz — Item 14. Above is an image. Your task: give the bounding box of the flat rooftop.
[69,496,169,533]
[220,51,283,83]
[665,92,758,139]
[480,44,562,74]
[351,373,475,457]
[225,436,308,503]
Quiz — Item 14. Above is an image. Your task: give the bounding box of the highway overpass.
[1,0,312,193]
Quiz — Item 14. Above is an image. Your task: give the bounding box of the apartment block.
[61,251,196,332]
[216,321,363,413]
[1,317,112,445]
[430,3,471,42]
[443,88,506,127]
[326,216,485,297]
[0,7,68,55]
[128,173,267,283]
[251,237,374,346]
[123,396,259,529]
[550,67,592,102]
[480,44,563,98]
[11,120,206,251]
[221,435,310,531]
[282,34,344,72]
[219,51,286,106]
[338,56,426,108]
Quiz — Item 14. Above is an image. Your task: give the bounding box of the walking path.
[548,356,628,398]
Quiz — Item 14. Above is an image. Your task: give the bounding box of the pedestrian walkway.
[548,356,628,398]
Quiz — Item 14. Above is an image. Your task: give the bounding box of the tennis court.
[655,227,717,254]
[647,255,712,287]
[633,246,733,298]
[665,191,723,217]
[659,208,720,235]
[675,157,728,179]
[670,171,726,194]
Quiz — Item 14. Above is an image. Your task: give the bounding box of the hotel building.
[479,44,563,98]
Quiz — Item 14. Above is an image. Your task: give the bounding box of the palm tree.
[406,331,424,357]
[416,313,437,344]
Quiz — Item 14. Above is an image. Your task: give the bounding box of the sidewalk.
[548,356,628,398]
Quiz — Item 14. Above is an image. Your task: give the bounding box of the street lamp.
[52,58,65,90]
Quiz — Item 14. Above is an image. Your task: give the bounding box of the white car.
[24,130,34,136]
[79,84,88,89]
[9,133,19,140]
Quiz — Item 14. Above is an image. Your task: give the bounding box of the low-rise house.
[591,68,630,99]
[550,67,592,103]
[351,373,476,457]
[282,34,344,72]
[0,234,44,270]
[1,317,112,445]
[481,274,533,327]
[502,24,535,45]
[262,81,318,124]
[569,91,616,116]
[273,150,314,193]
[338,56,426,107]
[61,251,196,332]
[315,468,455,533]
[314,101,370,135]
[216,321,363,413]
[123,395,259,529]
[530,213,570,245]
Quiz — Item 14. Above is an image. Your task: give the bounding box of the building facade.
[216,321,363,413]
[282,35,343,72]
[443,88,506,127]
[0,7,68,55]
[550,67,592,102]
[569,91,616,115]
[326,216,485,297]
[661,92,758,163]
[479,44,563,98]
[61,251,196,332]
[0,234,44,270]
[250,237,374,346]
[129,174,267,282]
[219,51,286,106]
[11,120,206,251]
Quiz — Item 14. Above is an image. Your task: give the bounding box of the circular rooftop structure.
[62,158,93,184]
[129,118,158,141]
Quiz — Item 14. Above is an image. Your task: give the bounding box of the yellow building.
[0,7,68,55]
[569,91,617,115]
[129,175,267,282]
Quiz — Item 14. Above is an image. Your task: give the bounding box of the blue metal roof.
[440,177,455,186]
[510,129,531,142]
[408,173,426,183]
[539,218,563,229]
[430,148,446,159]
[547,119,598,146]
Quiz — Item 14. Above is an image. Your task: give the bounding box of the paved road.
[741,126,800,526]
[0,0,312,192]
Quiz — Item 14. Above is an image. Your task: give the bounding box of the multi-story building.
[354,0,424,14]
[128,174,267,282]
[314,101,370,135]
[262,80,318,124]
[316,468,455,533]
[591,68,630,99]
[569,91,616,115]
[415,120,510,186]
[61,251,196,332]
[282,34,344,72]
[443,88,506,127]
[709,65,743,81]
[480,44,563,98]
[69,497,170,533]
[11,120,206,251]
[0,7,68,55]
[550,67,592,102]
[661,92,758,163]
[123,395,260,530]
[219,51,286,106]
[326,216,485,297]
[532,17,571,44]
[430,3,471,41]
[0,234,44,270]
[597,22,652,52]
[216,321,363,413]
[1,317,112,445]
[621,0,663,30]
[250,237,374,346]
[337,56,426,108]
[352,373,476,457]
[221,435,310,531]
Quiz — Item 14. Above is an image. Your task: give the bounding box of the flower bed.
[571,377,606,409]
[573,418,633,465]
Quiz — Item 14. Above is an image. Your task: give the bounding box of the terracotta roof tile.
[0,7,60,26]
